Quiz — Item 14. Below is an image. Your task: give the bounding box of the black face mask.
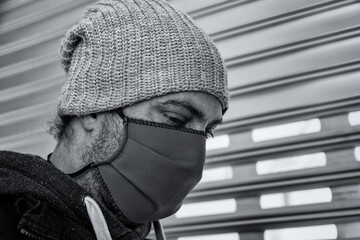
[71,114,206,223]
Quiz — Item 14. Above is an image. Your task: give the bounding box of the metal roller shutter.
[0,0,96,155]
[1,0,360,239]
[163,0,360,239]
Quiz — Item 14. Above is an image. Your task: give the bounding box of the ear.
[79,113,98,132]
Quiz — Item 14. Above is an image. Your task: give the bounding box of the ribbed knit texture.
[58,0,229,116]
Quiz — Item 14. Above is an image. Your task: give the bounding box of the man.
[0,0,229,239]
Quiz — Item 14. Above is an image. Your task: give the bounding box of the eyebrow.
[160,99,223,125]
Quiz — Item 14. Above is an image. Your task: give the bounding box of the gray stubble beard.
[75,113,125,212]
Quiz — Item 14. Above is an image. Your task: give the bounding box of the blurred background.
[1,0,360,239]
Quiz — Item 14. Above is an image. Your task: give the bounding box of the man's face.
[123,91,223,137]
[76,91,223,214]
[77,91,223,168]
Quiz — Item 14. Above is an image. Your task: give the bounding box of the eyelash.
[164,113,188,127]
[164,113,215,138]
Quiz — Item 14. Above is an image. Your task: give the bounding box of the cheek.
[147,110,164,123]
[91,120,125,162]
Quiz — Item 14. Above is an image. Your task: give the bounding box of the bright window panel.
[264,224,337,240]
[260,187,332,209]
[256,152,326,175]
[260,193,285,209]
[252,119,321,142]
[178,233,240,240]
[206,134,230,151]
[200,166,233,184]
[175,199,236,218]
[349,111,360,126]
[355,146,360,161]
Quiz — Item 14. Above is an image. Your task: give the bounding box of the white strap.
[153,220,166,240]
[84,196,112,240]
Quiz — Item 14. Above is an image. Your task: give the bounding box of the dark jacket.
[0,151,150,240]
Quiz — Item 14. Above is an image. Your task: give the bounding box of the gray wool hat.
[58,0,229,116]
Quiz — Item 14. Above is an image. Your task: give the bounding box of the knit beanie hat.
[58,0,229,116]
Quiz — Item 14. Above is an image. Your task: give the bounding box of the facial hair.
[75,113,124,212]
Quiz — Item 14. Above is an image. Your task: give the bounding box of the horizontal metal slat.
[0,130,56,159]
[0,0,73,29]
[200,148,359,192]
[0,3,92,46]
[0,74,63,103]
[166,194,360,230]
[0,0,35,14]
[0,61,62,90]
[209,0,358,40]
[0,28,65,57]
[0,54,58,79]
[207,129,360,166]
[0,119,49,140]
[0,0,93,36]
[0,36,60,69]
[190,0,254,19]
[218,96,360,133]
[187,171,360,203]
[227,37,360,88]
[0,128,48,149]
[225,25,360,69]
[154,223,360,240]
[216,4,360,60]
[169,0,227,13]
[157,223,360,240]
[9,137,56,158]
[170,0,254,18]
[230,60,360,96]
[210,112,356,156]
[225,67,360,122]
[0,82,62,114]
[0,110,55,139]
[0,102,56,127]
[162,210,360,238]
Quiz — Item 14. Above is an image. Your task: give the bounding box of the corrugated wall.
[1,0,360,239]
[0,0,97,156]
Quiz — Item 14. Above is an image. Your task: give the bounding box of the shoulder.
[0,151,92,238]
[0,151,49,198]
[0,150,49,173]
[0,150,44,164]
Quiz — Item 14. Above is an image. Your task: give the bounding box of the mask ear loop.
[116,111,128,123]
[68,163,96,178]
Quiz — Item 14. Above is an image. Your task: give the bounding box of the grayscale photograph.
[0,0,359,239]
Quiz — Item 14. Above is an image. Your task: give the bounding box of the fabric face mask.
[71,114,206,223]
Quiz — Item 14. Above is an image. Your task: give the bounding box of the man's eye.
[163,113,189,127]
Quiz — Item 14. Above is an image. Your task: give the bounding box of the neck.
[49,148,116,216]
[75,168,109,204]
[50,140,87,174]
[74,168,135,226]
